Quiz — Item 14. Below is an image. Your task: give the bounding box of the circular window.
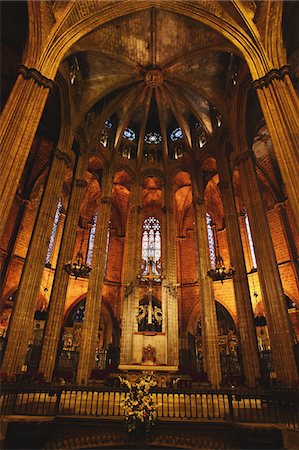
[170,127,183,141]
[144,132,162,145]
[123,127,136,141]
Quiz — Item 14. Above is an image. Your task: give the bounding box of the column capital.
[274,199,287,210]
[101,196,111,204]
[76,179,87,188]
[19,198,31,207]
[234,150,255,167]
[252,65,291,91]
[18,64,55,90]
[54,149,73,167]
[193,197,204,207]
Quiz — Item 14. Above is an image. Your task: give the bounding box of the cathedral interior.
[0,1,299,449]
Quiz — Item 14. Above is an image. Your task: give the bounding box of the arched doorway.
[55,298,118,382]
[190,302,242,386]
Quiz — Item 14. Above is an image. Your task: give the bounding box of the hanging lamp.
[64,229,91,279]
[206,181,235,283]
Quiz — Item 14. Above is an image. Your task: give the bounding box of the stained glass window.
[244,212,257,269]
[170,127,183,141]
[123,127,136,141]
[105,119,113,129]
[206,213,216,269]
[86,212,98,266]
[45,198,62,265]
[144,132,162,145]
[142,217,161,275]
[74,302,85,322]
[104,226,110,276]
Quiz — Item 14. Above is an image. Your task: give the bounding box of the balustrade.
[1,384,298,429]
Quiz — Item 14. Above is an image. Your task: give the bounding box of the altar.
[119,255,179,371]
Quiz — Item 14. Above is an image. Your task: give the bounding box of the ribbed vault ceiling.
[67,8,235,156]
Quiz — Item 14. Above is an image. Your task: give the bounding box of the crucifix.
[138,256,162,327]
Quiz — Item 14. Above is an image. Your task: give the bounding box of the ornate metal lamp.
[207,251,235,283]
[64,231,91,279]
[206,184,235,283]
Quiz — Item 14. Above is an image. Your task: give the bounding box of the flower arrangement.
[119,372,159,438]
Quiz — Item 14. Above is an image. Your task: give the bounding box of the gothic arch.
[36,2,272,82]
[186,299,237,337]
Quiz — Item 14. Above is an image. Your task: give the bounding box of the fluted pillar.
[76,169,113,384]
[236,151,298,385]
[39,151,89,381]
[1,148,72,377]
[192,180,221,388]
[275,201,299,289]
[0,196,30,299]
[119,181,142,366]
[217,151,260,387]
[253,68,299,227]
[0,67,54,239]
[162,180,179,367]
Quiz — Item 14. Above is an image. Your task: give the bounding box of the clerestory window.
[86,212,98,266]
[142,217,161,276]
[206,213,216,269]
[244,211,257,269]
[45,198,62,265]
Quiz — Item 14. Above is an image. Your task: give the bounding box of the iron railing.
[0,385,298,429]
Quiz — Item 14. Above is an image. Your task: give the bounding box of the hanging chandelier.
[206,182,235,283]
[63,230,91,279]
[207,252,235,283]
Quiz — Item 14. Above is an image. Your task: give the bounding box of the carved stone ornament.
[145,69,164,87]
[124,282,134,297]
[101,196,111,204]
[274,200,287,210]
[76,179,87,188]
[54,149,72,167]
[18,64,55,90]
[165,282,179,298]
[234,150,256,167]
[252,65,290,91]
[19,198,31,207]
[193,197,204,207]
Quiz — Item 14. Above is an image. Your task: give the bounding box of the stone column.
[192,179,221,388]
[236,150,298,385]
[76,169,113,384]
[217,151,260,387]
[39,151,89,381]
[0,197,30,299]
[1,148,72,377]
[119,181,142,366]
[0,67,54,239]
[275,201,299,290]
[162,179,179,368]
[253,68,299,227]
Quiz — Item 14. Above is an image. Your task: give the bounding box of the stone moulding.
[252,65,291,91]
[234,150,256,167]
[54,149,72,167]
[18,64,55,90]
[75,179,87,188]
